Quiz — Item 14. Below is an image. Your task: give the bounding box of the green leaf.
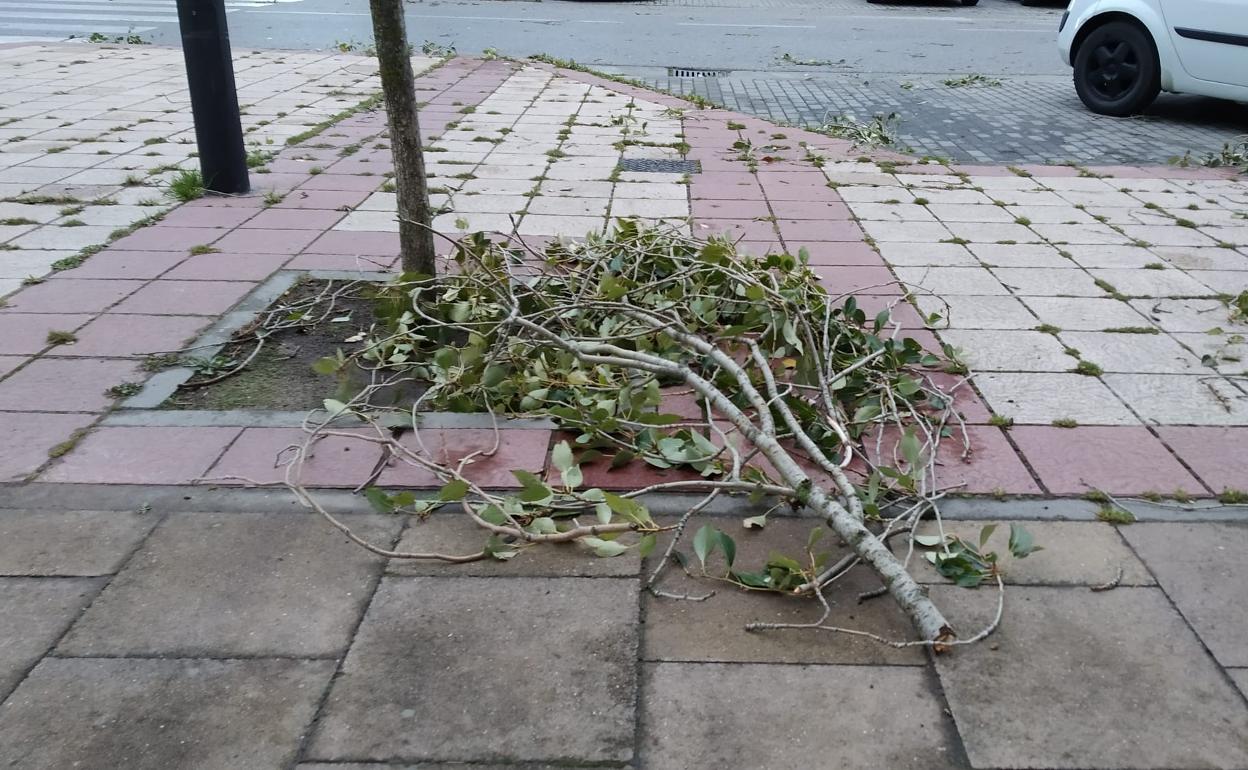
[742,514,768,530]
[322,398,349,417]
[692,524,717,569]
[900,428,922,468]
[636,412,683,426]
[731,570,771,589]
[1008,523,1039,558]
[603,492,651,524]
[364,487,393,513]
[718,530,736,568]
[481,364,508,388]
[551,440,575,472]
[511,470,553,503]
[583,537,629,558]
[312,356,341,375]
[438,479,469,501]
[638,532,657,558]
[978,523,998,550]
[913,534,945,547]
[806,526,825,550]
[528,517,557,535]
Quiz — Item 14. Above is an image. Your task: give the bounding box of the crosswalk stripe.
[0,11,177,22]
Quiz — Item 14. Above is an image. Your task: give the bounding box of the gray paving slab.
[55,512,401,658]
[640,661,961,770]
[0,577,101,701]
[307,576,639,765]
[1121,522,1248,668]
[902,520,1154,587]
[933,585,1248,769]
[0,657,335,770]
[387,513,640,578]
[0,510,158,576]
[1231,669,1248,700]
[644,516,924,665]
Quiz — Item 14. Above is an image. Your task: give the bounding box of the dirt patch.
[159,279,424,411]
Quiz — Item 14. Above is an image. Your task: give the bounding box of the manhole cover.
[667,67,728,78]
[617,158,702,174]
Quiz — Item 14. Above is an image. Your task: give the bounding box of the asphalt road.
[17,0,1066,76]
[5,0,1241,164]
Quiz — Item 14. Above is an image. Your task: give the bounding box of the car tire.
[1072,21,1161,116]
[961,0,980,5]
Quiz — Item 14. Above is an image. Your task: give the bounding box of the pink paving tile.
[53,314,208,357]
[0,358,140,412]
[0,313,94,355]
[576,451,705,491]
[811,264,899,294]
[691,199,772,219]
[381,429,553,489]
[162,252,291,281]
[1013,164,1081,178]
[208,427,384,488]
[761,185,841,203]
[195,193,267,209]
[948,165,1018,177]
[923,425,1040,495]
[110,226,224,252]
[109,279,255,316]
[789,242,884,266]
[246,172,311,191]
[211,228,321,255]
[304,230,399,256]
[41,426,241,484]
[693,219,778,241]
[58,250,188,280]
[155,206,258,229]
[770,200,852,220]
[755,171,829,187]
[0,279,143,313]
[734,240,784,256]
[283,252,395,272]
[0,412,96,482]
[299,174,385,192]
[275,189,371,209]
[241,208,347,230]
[778,219,864,242]
[1156,427,1248,494]
[1011,425,1204,496]
[0,356,26,379]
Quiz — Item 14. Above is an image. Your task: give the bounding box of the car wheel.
[1073,21,1160,116]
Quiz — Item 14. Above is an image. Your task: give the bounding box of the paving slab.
[0,510,157,576]
[0,657,335,770]
[56,511,400,657]
[933,585,1248,769]
[640,662,959,770]
[1121,522,1248,668]
[0,578,101,701]
[902,520,1153,587]
[307,576,638,765]
[0,412,96,482]
[1010,425,1204,495]
[643,516,924,665]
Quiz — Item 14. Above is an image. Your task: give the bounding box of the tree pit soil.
[158,279,426,411]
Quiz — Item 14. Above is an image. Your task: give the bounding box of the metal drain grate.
[667,67,728,78]
[617,158,702,174]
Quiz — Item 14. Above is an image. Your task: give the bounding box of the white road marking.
[676,22,815,29]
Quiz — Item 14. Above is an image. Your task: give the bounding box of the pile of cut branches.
[285,221,1033,649]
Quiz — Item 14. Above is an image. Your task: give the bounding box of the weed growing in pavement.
[45,330,77,345]
[814,112,902,149]
[106,382,144,398]
[1051,418,1078,428]
[942,73,1002,88]
[168,169,205,202]
[1096,505,1135,525]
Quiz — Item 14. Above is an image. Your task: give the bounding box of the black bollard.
[175,0,249,194]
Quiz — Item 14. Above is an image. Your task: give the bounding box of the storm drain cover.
[667,67,729,78]
[617,158,702,174]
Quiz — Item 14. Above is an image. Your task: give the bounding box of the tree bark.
[368,0,436,275]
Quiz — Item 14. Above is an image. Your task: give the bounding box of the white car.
[1059,0,1248,115]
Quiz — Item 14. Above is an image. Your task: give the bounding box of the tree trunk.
[368,0,436,275]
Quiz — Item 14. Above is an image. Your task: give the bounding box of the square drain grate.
[617,158,702,174]
[667,67,728,78]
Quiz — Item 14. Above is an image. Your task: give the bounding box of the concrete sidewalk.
[1,45,1248,769]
